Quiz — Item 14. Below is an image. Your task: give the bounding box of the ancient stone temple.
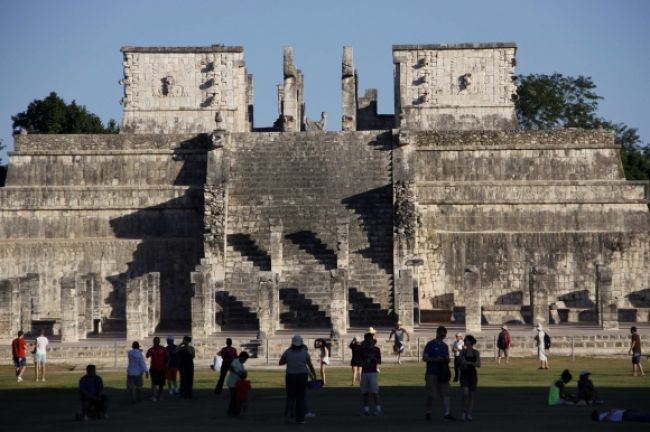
[1,42,649,340]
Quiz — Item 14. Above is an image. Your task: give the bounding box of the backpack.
[497,332,506,349]
[543,333,551,350]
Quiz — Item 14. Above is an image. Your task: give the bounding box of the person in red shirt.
[628,327,645,377]
[146,337,169,401]
[11,331,29,382]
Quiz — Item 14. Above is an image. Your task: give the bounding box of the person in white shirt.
[452,333,464,382]
[126,341,149,402]
[34,329,49,382]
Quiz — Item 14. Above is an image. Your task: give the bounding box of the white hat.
[368,327,377,335]
[501,325,508,330]
[579,369,590,377]
[291,335,303,347]
[536,324,543,331]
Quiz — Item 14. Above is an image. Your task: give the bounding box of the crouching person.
[78,365,108,420]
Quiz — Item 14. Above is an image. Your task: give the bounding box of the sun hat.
[368,327,377,335]
[291,335,304,347]
[501,325,508,330]
[536,323,543,331]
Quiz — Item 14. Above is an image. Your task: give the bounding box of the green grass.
[1,357,648,431]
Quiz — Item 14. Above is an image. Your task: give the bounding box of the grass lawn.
[0,357,648,431]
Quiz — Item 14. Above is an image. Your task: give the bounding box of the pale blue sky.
[1,0,648,162]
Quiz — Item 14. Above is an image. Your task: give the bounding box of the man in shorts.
[628,326,644,377]
[423,326,455,421]
[11,331,29,382]
[360,332,382,416]
[34,328,49,382]
[165,336,179,395]
[387,321,410,364]
[146,336,168,401]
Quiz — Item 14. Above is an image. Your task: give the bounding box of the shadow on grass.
[1,386,649,432]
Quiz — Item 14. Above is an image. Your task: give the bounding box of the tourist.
[496,325,511,365]
[165,336,179,396]
[360,332,382,416]
[177,336,195,399]
[592,408,650,423]
[227,351,250,417]
[451,332,464,382]
[34,328,49,382]
[279,335,317,424]
[146,336,168,402]
[577,369,602,405]
[78,365,108,420]
[534,324,549,370]
[314,338,330,385]
[423,325,455,421]
[387,321,410,364]
[11,330,29,382]
[215,338,238,394]
[628,326,644,376]
[126,341,148,402]
[349,337,363,386]
[459,335,481,421]
[548,369,576,405]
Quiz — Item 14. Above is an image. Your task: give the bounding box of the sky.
[1,0,649,162]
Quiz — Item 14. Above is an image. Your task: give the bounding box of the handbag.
[212,355,223,371]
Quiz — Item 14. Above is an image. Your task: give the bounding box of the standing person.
[227,351,250,417]
[177,336,195,399]
[146,337,168,402]
[360,332,382,416]
[279,335,317,425]
[165,336,179,396]
[387,322,410,364]
[534,324,549,370]
[451,333,464,382]
[458,335,481,421]
[11,331,29,382]
[314,338,330,385]
[215,338,238,394]
[34,329,49,382]
[496,325,511,365]
[349,337,363,386]
[78,365,108,420]
[423,326,455,421]
[628,326,645,377]
[126,341,148,402]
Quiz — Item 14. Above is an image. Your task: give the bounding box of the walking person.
[279,335,317,425]
[459,335,481,421]
[11,331,29,382]
[34,329,49,382]
[227,351,250,417]
[126,341,148,403]
[314,338,330,385]
[535,324,549,370]
[496,325,511,365]
[360,332,382,416]
[628,326,644,376]
[387,321,410,364]
[177,336,195,399]
[146,336,168,402]
[215,338,238,394]
[452,333,464,382]
[165,336,179,396]
[349,337,363,386]
[423,326,455,421]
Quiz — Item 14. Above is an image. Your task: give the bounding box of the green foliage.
[11,92,118,134]
[516,73,649,180]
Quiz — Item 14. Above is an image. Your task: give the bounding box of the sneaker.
[425,412,431,421]
[461,412,467,421]
[41,378,46,382]
[444,413,457,422]
[17,376,23,382]
[305,412,316,418]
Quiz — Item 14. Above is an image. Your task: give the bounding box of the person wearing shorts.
[165,336,179,395]
[459,335,481,421]
[126,341,148,402]
[423,326,455,421]
[388,322,410,364]
[11,331,29,382]
[146,337,168,401]
[34,329,49,382]
[359,332,382,416]
[628,326,644,376]
[315,338,330,386]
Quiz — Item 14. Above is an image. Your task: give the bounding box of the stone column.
[126,277,146,341]
[0,279,20,338]
[60,276,79,342]
[19,274,39,335]
[529,266,550,327]
[464,266,482,333]
[336,219,349,270]
[146,272,161,335]
[270,219,283,276]
[596,265,618,330]
[191,269,214,338]
[395,269,415,330]
[330,269,348,337]
[258,271,279,338]
[341,46,357,131]
[75,274,89,337]
[89,273,102,333]
[279,47,303,131]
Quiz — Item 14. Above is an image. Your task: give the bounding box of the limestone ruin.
[1,42,649,339]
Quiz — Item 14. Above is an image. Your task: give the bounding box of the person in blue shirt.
[78,365,108,420]
[423,326,455,421]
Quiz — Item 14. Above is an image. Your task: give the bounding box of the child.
[227,351,250,417]
[459,335,481,421]
[360,332,382,416]
[548,369,577,405]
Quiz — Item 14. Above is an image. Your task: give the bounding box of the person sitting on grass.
[577,369,602,405]
[78,364,108,420]
[548,369,577,405]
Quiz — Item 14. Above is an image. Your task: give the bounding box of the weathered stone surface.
[529,267,550,327]
[464,266,482,332]
[597,265,618,330]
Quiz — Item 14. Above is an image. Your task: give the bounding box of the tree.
[11,92,118,134]
[515,73,649,180]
